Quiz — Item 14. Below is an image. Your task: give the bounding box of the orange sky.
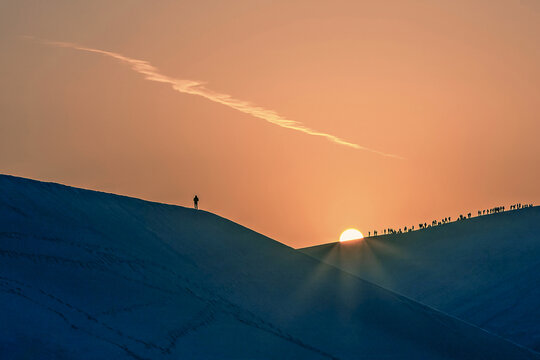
[1,1,539,248]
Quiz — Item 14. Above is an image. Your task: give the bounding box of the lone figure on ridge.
[193,195,199,210]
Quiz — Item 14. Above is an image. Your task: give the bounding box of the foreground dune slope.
[0,174,537,359]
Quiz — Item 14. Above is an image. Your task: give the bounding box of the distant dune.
[0,174,537,359]
[301,207,540,353]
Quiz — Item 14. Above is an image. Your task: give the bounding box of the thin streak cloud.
[28,36,402,158]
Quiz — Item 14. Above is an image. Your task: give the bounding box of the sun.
[339,228,364,242]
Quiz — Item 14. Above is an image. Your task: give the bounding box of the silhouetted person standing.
[193,195,199,210]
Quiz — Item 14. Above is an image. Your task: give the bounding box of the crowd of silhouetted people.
[509,203,531,210]
[366,202,534,238]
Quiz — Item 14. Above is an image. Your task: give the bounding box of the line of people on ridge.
[366,202,534,237]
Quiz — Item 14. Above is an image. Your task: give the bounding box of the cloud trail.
[29,37,402,158]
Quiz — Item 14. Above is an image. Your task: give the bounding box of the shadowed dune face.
[301,208,540,353]
[0,174,539,359]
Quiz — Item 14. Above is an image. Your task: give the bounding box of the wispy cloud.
[26,36,402,158]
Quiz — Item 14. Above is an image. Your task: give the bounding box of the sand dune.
[0,174,537,359]
[301,207,540,353]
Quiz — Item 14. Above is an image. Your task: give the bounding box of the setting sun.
[339,229,364,242]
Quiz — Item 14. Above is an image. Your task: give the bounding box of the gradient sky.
[1,0,539,248]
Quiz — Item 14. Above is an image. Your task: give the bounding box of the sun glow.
[339,228,364,242]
